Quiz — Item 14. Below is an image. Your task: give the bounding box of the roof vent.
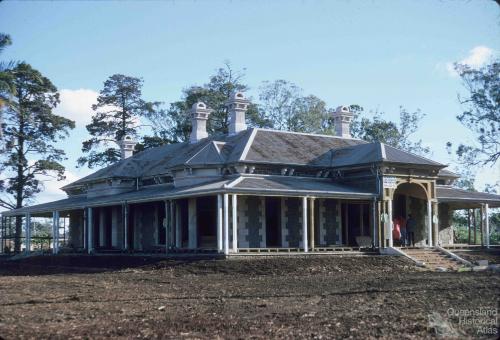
[226,91,250,135]
[190,101,212,143]
[332,105,354,138]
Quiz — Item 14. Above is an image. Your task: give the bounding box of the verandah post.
[52,211,60,254]
[484,203,490,248]
[467,209,471,245]
[217,194,223,252]
[25,213,31,254]
[87,207,93,254]
[426,200,433,247]
[479,204,484,247]
[372,199,377,248]
[166,200,171,254]
[302,196,308,252]
[232,194,237,253]
[387,199,393,247]
[473,208,477,245]
[223,194,229,255]
[123,203,129,251]
[309,197,315,250]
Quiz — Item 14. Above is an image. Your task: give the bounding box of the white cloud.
[54,88,141,132]
[461,46,494,68]
[35,169,87,204]
[445,46,495,76]
[54,89,98,127]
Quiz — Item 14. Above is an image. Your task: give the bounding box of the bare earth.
[0,255,499,339]
[453,249,500,265]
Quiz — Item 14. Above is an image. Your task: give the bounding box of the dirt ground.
[0,255,499,339]
[453,249,500,265]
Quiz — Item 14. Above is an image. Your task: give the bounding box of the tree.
[0,33,15,140]
[350,105,430,155]
[0,62,74,251]
[447,60,499,167]
[256,80,331,133]
[78,74,158,168]
[141,62,254,146]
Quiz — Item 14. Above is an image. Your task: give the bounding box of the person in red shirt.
[399,216,407,246]
[392,216,401,242]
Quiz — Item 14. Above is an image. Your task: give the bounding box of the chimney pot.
[190,101,212,143]
[118,135,137,159]
[227,91,250,135]
[332,105,354,138]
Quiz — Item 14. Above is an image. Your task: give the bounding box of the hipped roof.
[66,129,446,189]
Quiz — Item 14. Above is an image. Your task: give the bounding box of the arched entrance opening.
[391,182,431,247]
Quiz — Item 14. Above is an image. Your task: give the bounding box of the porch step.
[400,248,464,271]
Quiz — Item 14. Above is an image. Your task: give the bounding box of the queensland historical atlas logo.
[428,307,498,337]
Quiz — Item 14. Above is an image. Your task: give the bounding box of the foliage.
[452,204,500,245]
[138,62,430,155]
[447,60,499,167]
[148,62,250,144]
[349,105,430,155]
[255,80,331,134]
[0,33,15,140]
[0,62,74,250]
[78,74,159,168]
[140,61,274,147]
[30,220,52,250]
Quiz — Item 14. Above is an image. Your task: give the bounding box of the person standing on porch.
[406,214,416,247]
[399,215,407,246]
[392,216,401,243]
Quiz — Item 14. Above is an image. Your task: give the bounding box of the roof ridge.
[383,143,443,166]
[380,142,386,160]
[239,128,258,161]
[185,140,223,164]
[253,127,367,142]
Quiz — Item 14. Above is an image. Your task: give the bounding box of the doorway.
[265,197,281,247]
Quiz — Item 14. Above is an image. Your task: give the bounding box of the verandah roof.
[1,176,376,217]
[436,186,500,209]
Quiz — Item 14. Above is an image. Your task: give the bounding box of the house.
[1,92,499,255]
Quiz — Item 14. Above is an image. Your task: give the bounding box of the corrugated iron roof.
[66,128,447,189]
[2,175,377,216]
[231,176,375,198]
[3,180,232,216]
[437,186,500,207]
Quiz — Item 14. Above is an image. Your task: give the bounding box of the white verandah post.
[87,207,93,254]
[83,208,87,251]
[217,194,223,252]
[232,194,238,253]
[223,194,229,255]
[302,196,308,252]
[387,199,393,247]
[427,200,433,247]
[484,203,490,248]
[164,200,169,253]
[123,203,129,251]
[25,213,31,254]
[371,199,377,248]
[52,211,60,254]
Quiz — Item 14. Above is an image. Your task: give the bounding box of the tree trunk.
[14,101,25,253]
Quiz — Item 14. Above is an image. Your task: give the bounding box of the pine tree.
[78,74,158,168]
[0,62,75,251]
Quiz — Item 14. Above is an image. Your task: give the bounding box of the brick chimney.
[190,101,212,143]
[118,135,137,159]
[227,91,250,135]
[332,105,354,138]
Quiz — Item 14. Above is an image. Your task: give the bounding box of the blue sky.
[0,0,499,204]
